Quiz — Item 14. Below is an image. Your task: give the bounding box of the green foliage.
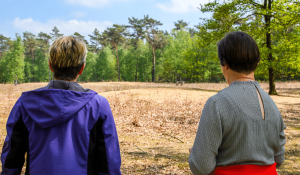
[33,48,49,82]
[88,28,102,53]
[0,36,25,83]
[160,30,191,82]
[101,24,129,81]
[37,32,51,53]
[0,34,12,58]
[23,48,49,82]
[143,15,168,82]
[73,32,88,44]
[174,20,189,31]
[95,46,118,81]
[199,0,300,93]
[80,52,96,82]
[119,48,135,81]
[135,40,153,82]
[23,31,36,61]
[1,11,300,85]
[24,61,33,83]
[0,52,9,83]
[50,26,63,41]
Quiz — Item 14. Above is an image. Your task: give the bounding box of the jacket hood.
[21,89,97,128]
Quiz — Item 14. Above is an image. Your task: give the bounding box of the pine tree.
[101,24,128,81]
[174,20,189,30]
[34,48,49,82]
[126,17,146,81]
[23,32,37,82]
[50,26,63,41]
[37,32,51,51]
[73,32,88,44]
[0,34,12,59]
[37,32,52,81]
[144,15,167,82]
[88,28,102,53]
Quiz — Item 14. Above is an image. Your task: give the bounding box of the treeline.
[1,0,300,95]
[0,17,224,84]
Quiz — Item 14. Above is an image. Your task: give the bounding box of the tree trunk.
[123,41,126,50]
[113,43,120,81]
[268,68,277,94]
[135,52,139,82]
[203,66,205,82]
[31,47,35,82]
[173,72,175,83]
[31,48,34,62]
[288,67,291,81]
[152,47,156,82]
[265,0,278,95]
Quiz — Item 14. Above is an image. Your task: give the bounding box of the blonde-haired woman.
[1,36,121,175]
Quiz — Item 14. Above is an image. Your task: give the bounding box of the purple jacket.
[1,80,121,175]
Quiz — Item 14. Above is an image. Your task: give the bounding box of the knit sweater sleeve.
[189,96,222,175]
[274,116,286,165]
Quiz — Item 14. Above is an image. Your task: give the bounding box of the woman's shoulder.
[209,85,233,102]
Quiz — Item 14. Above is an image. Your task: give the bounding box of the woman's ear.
[78,63,86,75]
[48,60,54,72]
[225,64,230,70]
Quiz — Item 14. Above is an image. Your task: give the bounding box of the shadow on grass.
[277,91,300,98]
[285,147,300,158]
[124,147,189,163]
[143,86,221,93]
[121,149,191,174]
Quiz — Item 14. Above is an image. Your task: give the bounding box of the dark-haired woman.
[189,31,286,175]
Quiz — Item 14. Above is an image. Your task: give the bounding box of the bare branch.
[163,133,184,143]
[134,145,147,154]
[248,0,264,8]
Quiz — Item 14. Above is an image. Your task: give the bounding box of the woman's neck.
[227,71,255,85]
[54,79,77,82]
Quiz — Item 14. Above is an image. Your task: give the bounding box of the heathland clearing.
[0,82,299,174]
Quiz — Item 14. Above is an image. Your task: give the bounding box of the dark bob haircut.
[217,31,260,74]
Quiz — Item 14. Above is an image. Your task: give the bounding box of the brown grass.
[0,82,299,174]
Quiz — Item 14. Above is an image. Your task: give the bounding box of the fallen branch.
[134,144,147,154]
[163,133,184,143]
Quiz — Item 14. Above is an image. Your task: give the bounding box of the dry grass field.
[0,81,299,174]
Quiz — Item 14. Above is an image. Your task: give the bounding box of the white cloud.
[65,0,129,8]
[70,11,87,18]
[156,0,210,13]
[12,17,113,38]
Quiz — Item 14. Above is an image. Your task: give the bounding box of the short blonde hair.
[49,36,87,80]
[49,36,87,68]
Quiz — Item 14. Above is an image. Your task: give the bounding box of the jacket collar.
[45,80,91,92]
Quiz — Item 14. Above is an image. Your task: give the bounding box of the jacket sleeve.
[189,97,222,175]
[1,98,29,175]
[98,97,121,175]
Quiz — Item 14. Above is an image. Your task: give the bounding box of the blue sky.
[0,0,212,42]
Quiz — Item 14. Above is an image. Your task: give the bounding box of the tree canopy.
[1,8,300,95]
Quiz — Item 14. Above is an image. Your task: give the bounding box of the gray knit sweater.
[189,81,286,175]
